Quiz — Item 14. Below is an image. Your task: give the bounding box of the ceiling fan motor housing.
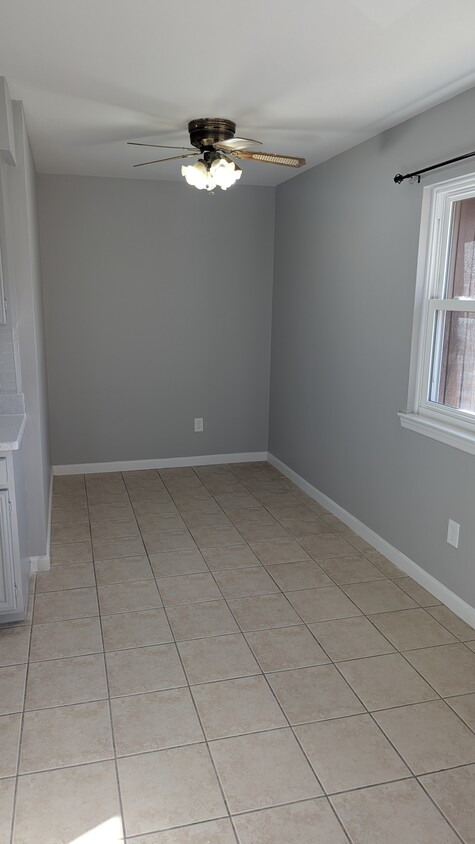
[188,118,236,150]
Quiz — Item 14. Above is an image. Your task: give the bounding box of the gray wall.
[37,175,274,465]
[269,85,475,609]
[3,103,51,557]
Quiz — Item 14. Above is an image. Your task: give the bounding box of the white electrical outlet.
[194,417,204,432]
[447,519,460,549]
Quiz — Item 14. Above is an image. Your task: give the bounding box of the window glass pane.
[446,197,475,299]
[430,310,475,413]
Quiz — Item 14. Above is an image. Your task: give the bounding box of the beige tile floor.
[1,462,475,843]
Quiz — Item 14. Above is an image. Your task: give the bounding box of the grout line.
[229,795,352,843]
[135,472,238,837]
[8,571,36,844]
[8,712,475,781]
[159,468,337,832]
[224,468,354,841]
[86,475,128,843]
[417,776,467,843]
[131,471,238,830]
[163,468,343,830]
[124,815,236,842]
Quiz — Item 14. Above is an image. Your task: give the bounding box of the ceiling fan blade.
[233,150,306,168]
[215,137,262,152]
[133,152,200,168]
[128,142,196,151]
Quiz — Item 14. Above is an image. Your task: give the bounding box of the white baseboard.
[30,468,53,574]
[30,555,50,573]
[53,451,269,476]
[268,452,475,629]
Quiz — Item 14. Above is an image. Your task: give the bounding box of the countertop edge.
[0,414,27,451]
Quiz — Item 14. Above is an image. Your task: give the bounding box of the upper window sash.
[429,182,475,300]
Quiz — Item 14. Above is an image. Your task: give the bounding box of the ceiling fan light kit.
[182,154,242,192]
[129,117,306,191]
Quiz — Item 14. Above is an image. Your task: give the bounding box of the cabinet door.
[0,489,16,611]
[0,244,5,324]
[0,177,7,324]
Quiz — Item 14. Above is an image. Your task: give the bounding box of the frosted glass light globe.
[210,157,242,190]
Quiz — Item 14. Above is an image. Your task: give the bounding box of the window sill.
[398,412,475,456]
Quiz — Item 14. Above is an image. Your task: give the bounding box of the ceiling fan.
[128,118,306,191]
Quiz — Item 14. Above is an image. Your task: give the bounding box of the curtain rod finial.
[394,173,404,184]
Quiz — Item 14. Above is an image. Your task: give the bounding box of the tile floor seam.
[372,703,475,779]
[311,612,445,706]
[414,759,475,777]
[318,620,474,844]
[15,704,475,773]
[17,694,110,714]
[426,695,475,739]
[12,740,216,777]
[15,749,118,778]
[126,816,237,843]
[242,636,331,674]
[208,581,299,637]
[181,669,265,688]
[365,610,459,651]
[397,648,457,699]
[228,585,400,808]
[143,489,302,646]
[89,478,127,843]
[327,777,467,844]
[34,583,100,596]
[401,640,475,655]
[200,473,405,606]
[258,673,329,797]
[227,794,352,839]
[416,775,469,844]
[422,614,475,644]
[396,646,475,716]
[233,631,317,740]
[9,572,35,844]
[155,468,334,827]
[224,466,394,844]
[172,618,306,642]
[58,478,399,595]
[346,610,426,655]
[321,771,415,798]
[123,473,237,838]
[207,725,323,812]
[318,650,451,792]
[151,543,231,624]
[335,659,441,710]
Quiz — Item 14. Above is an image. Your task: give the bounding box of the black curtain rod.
[394,148,475,184]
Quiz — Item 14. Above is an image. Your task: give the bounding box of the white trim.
[30,555,50,573]
[399,412,475,456]
[405,180,435,412]
[268,452,475,629]
[30,468,53,573]
[53,451,269,476]
[402,171,475,454]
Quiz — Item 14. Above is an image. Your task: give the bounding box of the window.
[400,172,475,454]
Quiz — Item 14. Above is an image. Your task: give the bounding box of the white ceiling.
[2,0,475,186]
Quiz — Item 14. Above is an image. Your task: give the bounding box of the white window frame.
[399,171,475,455]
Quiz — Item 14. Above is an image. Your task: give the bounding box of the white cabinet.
[0,488,16,611]
[0,422,29,622]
